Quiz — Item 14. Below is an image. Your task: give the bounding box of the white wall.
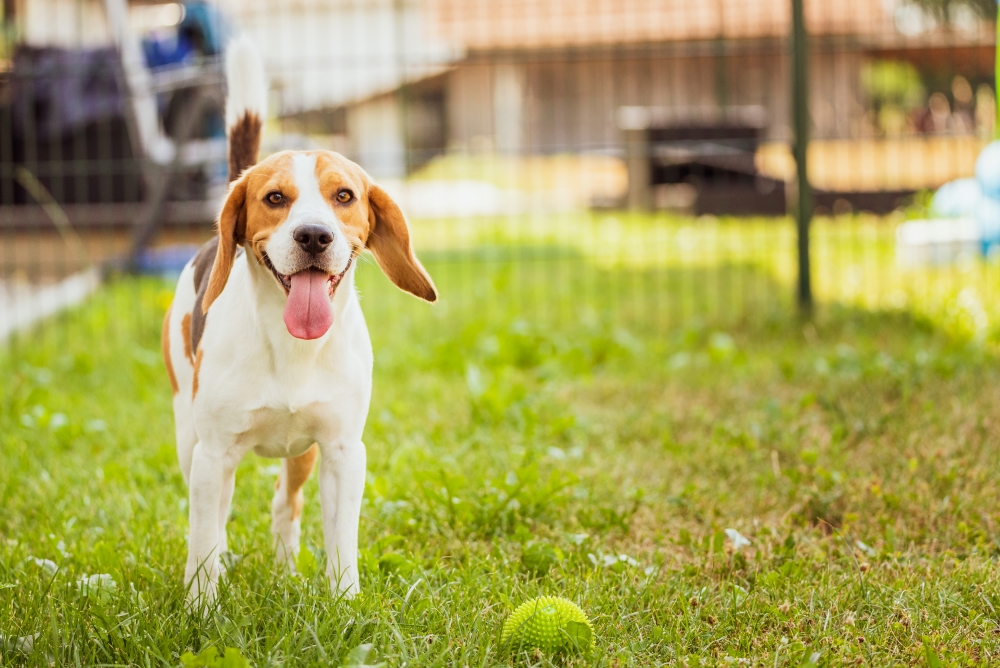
[493,62,525,155]
[17,0,458,114]
[218,0,458,114]
[347,93,405,178]
[18,0,111,47]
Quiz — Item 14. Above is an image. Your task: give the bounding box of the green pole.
[792,0,812,312]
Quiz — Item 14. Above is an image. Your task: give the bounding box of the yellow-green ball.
[501,596,594,653]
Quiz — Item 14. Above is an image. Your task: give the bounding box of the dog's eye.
[336,189,354,204]
[266,192,284,205]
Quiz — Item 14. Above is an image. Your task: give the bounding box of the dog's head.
[201,150,436,339]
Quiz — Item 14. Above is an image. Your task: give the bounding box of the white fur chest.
[192,273,373,460]
[240,353,372,459]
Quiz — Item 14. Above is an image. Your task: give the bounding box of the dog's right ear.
[202,175,249,313]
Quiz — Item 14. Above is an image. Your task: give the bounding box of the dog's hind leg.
[272,443,319,568]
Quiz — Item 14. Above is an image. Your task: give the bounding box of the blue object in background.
[180,1,230,56]
[976,194,1000,257]
[143,32,195,69]
[142,1,231,69]
[973,141,1000,257]
[975,140,1000,200]
[134,244,202,277]
[931,178,981,217]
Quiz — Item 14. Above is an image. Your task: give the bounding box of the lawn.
[407,211,1000,343]
[3,222,1000,666]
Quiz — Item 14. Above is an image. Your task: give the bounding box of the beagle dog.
[161,38,436,604]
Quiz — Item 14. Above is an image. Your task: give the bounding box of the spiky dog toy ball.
[501,596,594,654]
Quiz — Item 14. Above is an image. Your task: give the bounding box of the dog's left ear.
[366,184,437,302]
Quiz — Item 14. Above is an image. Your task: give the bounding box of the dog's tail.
[225,36,268,183]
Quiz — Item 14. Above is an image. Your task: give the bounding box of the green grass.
[4,234,1000,666]
[407,211,1000,343]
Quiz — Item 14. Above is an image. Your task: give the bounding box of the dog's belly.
[242,402,341,459]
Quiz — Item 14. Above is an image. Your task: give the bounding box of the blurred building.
[6,0,996,183]
[427,0,992,144]
[269,0,994,178]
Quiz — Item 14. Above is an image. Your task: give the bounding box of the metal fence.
[1,0,998,350]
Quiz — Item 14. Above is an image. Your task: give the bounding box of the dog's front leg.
[185,441,236,608]
[318,440,367,597]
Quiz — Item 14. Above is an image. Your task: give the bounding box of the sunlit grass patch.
[409,211,1000,343]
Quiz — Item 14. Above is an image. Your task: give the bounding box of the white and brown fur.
[162,37,436,606]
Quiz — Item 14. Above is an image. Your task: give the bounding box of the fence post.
[791,0,812,312]
[394,0,411,176]
[618,106,652,211]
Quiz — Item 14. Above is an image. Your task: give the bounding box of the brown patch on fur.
[189,236,243,350]
[181,312,194,364]
[191,348,204,399]
[190,238,217,346]
[192,236,217,288]
[286,443,319,521]
[228,112,262,183]
[162,306,179,394]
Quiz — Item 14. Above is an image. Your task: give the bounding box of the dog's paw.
[184,580,219,615]
[328,566,360,599]
[184,564,220,614]
[272,536,299,571]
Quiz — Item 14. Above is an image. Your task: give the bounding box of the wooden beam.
[0,201,217,230]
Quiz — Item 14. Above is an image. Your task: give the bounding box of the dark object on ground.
[648,118,786,216]
[625,111,915,216]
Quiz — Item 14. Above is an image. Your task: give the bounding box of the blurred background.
[1,0,998,347]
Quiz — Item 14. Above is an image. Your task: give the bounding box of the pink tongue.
[283,269,334,339]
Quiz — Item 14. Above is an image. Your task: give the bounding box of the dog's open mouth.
[262,253,351,298]
[261,253,353,340]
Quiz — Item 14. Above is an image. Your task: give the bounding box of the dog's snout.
[293,224,334,255]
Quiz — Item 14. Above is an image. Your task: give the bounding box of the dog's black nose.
[293,224,334,255]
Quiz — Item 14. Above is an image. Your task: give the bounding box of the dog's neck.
[242,248,358,354]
